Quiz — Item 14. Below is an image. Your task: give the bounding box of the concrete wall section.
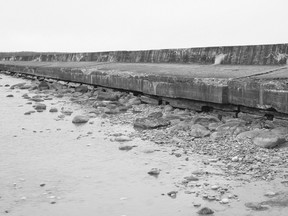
[228,79,288,114]
[1,43,288,65]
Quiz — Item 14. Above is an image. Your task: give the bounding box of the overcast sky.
[1,0,287,52]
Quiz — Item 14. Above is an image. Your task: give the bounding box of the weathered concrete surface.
[1,61,288,115]
[1,43,288,65]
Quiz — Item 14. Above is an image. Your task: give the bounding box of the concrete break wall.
[1,61,288,117]
[1,43,288,65]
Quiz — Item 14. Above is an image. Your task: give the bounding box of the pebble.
[220,198,229,204]
[197,207,214,215]
[231,156,239,162]
[148,168,161,176]
[211,185,220,190]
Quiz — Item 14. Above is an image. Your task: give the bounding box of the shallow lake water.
[1,73,288,216]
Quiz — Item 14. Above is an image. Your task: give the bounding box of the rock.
[252,131,286,148]
[208,122,222,131]
[10,82,26,89]
[211,185,220,190]
[20,84,32,89]
[75,85,88,93]
[190,124,210,138]
[134,117,170,129]
[271,127,288,136]
[97,91,119,101]
[6,94,14,97]
[231,156,239,162]
[163,104,173,112]
[220,198,229,204]
[38,81,50,90]
[148,168,161,176]
[114,136,131,142]
[33,103,46,111]
[49,107,58,113]
[184,175,199,182]
[169,120,193,132]
[264,191,277,197]
[148,112,163,118]
[193,115,220,127]
[167,191,177,199]
[236,128,264,141]
[140,95,160,105]
[127,97,141,106]
[197,207,214,215]
[61,109,73,115]
[72,115,89,124]
[245,202,269,211]
[118,145,135,151]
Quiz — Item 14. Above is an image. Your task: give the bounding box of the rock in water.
[252,131,286,148]
[72,115,89,124]
[148,168,161,176]
[190,124,210,138]
[38,81,50,90]
[197,207,214,215]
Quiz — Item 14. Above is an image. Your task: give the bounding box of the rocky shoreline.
[1,70,288,214]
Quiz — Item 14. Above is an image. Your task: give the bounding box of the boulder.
[252,131,286,148]
[38,81,50,91]
[134,117,170,129]
[190,124,210,138]
[75,85,88,93]
[148,112,163,118]
[236,128,264,141]
[97,91,120,101]
[193,115,220,127]
[140,95,160,105]
[10,82,26,89]
[72,115,89,124]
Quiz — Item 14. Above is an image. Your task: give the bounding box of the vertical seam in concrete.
[259,83,263,106]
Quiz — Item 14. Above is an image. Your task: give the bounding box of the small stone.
[118,145,135,151]
[264,191,277,197]
[148,168,161,176]
[20,196,27,201]
[197,207,214,215]
[184,175,199,182]
[34,103,47,111]
[6,94,14,97]
[245,202,269,211]
[50,201,56,204]
[49,107,58,113]
[40,183,46,187]
[194,203,201,207]
[114,136,131,142]
[72,115,89,124]
[211,185,220,190]
[220,198,229,204]
[231,156,239,162]
[167,191,177,199]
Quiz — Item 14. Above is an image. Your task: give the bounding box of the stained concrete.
[0,61,288,115]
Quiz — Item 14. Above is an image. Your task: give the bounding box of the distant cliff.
[1,43,288,65]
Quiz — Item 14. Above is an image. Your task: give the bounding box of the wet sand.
[1,73,288,216]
